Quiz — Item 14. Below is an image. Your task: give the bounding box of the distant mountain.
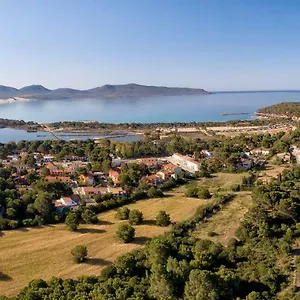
[0,85,20,98]
[0,83,210,100]
[19,85,51,95]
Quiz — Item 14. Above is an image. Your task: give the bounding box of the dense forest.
[257,102,300,119]
[2,167,300,299]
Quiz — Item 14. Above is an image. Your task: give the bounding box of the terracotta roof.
[173,153,200,165]
[45,176,71,183]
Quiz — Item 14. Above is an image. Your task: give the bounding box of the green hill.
[257,101,300,118]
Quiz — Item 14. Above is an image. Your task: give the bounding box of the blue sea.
[0,91,300,142]
[1,91,300,123]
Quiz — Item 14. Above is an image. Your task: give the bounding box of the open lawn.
[0,195,203,297]
[193,192,252,246]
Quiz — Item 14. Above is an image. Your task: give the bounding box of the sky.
[0,0,300,91]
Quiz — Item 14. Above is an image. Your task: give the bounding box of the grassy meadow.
[0,195,203,297]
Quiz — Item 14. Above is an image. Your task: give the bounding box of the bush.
[116,223,135,243]
[197,188,211,199]
[65,212,79,231]
[116,207,130,220]
[22,218,37,227]
[81,209,98,224]
[185,185,199,198]
[156,211,171,226]
[8,220,19,229]
[147,187,165,198]
[128,209,143,225]
[71,245,88,263]
[0,218,9,230]
[207,231,218,237]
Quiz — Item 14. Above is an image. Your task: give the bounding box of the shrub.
[81,209,98,224]
[148,187,165,198]
[65,212,79,231]
[185,185,199,198]
[197,188,211,199]
[71,245,88,263]
[207,231,218,237]
[22,218,37,227]
[116,223,135,243]
[116,207,130,220]
[156,211,171,226]
[8,220,19,229]
[0,218,9,230]
[128,209,143,225]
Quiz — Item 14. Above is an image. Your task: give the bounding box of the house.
[250,148,270,156]
[76,186,107,197]
[41,155,54,163]
[138,157,165,169]
[54,196,79,212]
[79,173,95,186]
[200,150,214,158]
[291,146,300,163]
[237,158,252,170]
[108,187,127,198]
[170,153,201,174]
[45,176,72,183]
[145,174,163,186]
[157,163,182,181]
[109,168,121,185]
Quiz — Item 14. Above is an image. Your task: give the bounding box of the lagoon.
[0,128,141,143]
[0,91,300,124]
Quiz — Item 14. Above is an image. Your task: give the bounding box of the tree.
[116,223,135,243]
[156,211,171,226]
[184,270,219,300]
[34,192,53,218]
[128,209,143,225]
[71,245,88,263]
[24,154,36,167]
[116,207,130,220]
[65,212,79,231]
[41,167,50,176]
[148,187,164,198]
[81,209,98,224]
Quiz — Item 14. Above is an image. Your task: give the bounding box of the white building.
[170,153,201,174]
[54,196,79,211]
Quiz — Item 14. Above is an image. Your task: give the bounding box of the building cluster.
[0,145,277,214]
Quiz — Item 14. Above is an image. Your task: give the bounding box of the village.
[1,142,296,216]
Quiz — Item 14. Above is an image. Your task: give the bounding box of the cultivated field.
[0,195,203,297]
[193,191,252,246]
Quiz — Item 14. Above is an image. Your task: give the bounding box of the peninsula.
[0,83,210,100]
[256,102,300,120]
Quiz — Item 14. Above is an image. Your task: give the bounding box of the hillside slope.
[257,102,300,118]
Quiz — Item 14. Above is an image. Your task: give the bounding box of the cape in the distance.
[0,83,210,100]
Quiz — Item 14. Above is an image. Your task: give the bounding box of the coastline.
[255,112,300,121]
[0,97,32,105]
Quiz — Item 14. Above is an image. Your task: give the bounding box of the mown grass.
[0,195,203,297]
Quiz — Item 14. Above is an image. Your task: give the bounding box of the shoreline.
[0,97,32,104]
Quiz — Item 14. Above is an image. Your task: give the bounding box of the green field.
[193,191,252,246]
[0,195,204,297]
